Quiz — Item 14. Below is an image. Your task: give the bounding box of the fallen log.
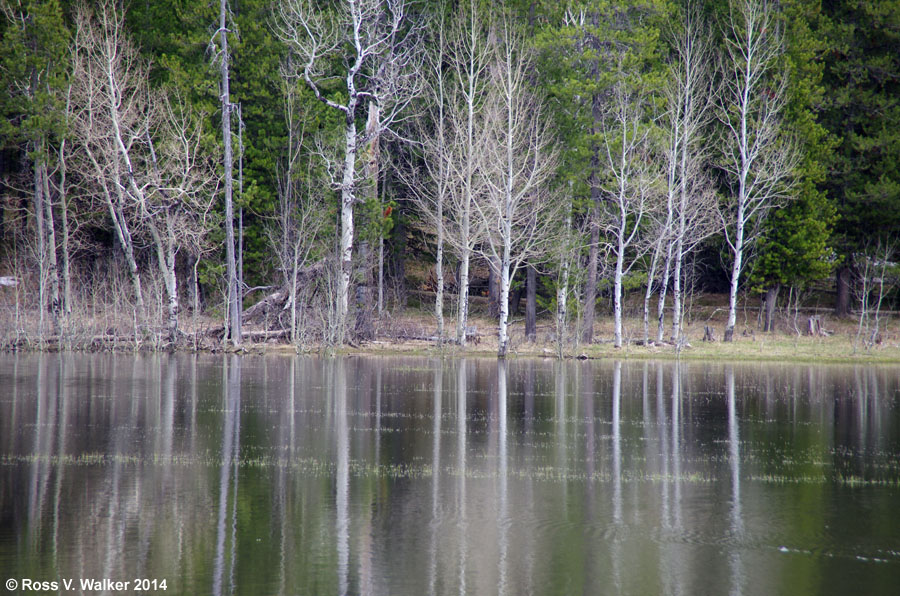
[242,261,326,323]
[242,289,289,321]
[243,329,290,341]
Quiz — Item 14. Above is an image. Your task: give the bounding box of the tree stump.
[703,325,716,342]
[806,316,822,336]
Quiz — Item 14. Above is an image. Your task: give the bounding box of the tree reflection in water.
[2,355,899,596]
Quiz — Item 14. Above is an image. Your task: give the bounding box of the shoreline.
[4,301,899,364]
[6,332,900,365]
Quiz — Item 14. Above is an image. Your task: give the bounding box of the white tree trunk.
[614,227,625,349]
[59,136,72,319]
[671,252,684,343]
[656,244,673,343]
[725,203,745,342]
[33,157,47,338]
[147,215,179,342]
[642,241,662,344]
[40,160,60,336]
[290,238,300,344]
[164,217,179,343]
[338,117,357,345]
[498,252,511,357]
[435,212,444,340]
[556,210,571,359]
[105,188,143,312]
[220,0,241,346]
[457,248,470,346]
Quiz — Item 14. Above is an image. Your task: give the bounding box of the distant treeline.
[0,0,898,356]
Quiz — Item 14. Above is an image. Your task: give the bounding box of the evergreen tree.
[821,0,900,315]
[0,0,70,334]
[751,0,836,331]
[128,0,290,289]
[534,0,668,344]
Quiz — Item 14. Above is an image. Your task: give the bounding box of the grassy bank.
[330,308,900,364]
[348,329,900,364]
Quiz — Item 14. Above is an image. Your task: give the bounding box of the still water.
[1,354,900,595]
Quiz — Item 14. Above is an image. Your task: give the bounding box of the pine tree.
[534,0,668,344]
[751,0,836,331]
[0,0,70,336]
[821,0,900,315]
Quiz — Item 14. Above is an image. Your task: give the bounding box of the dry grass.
[347,299,900,363]
[5,273,900,363]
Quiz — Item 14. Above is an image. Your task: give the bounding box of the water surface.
[2,354,899,595]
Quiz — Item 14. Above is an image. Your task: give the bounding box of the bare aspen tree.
[719,0,798,342]
[643,199,674,345]
[58,83,73,322]
[668,4,717,344]
[671,171,718,342]
[71,1,145,321]
[853,241,897,351]
[643,3,718,347]
[428,17,448,342]
[446,0,493,346]
[274,0,419,345]
[641,202,673,344]
[35,142,56,337]
[72,2,217,343]
[144,95,219,342]
[409,1,492,347]
[406,10,454,342]
[271,65,327,345]
[599,75,659,349]
[476,22,559,357]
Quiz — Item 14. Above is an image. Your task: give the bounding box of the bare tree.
[671,170,718,343]
[213,0,241,346]
[144,95,219,342]
[719,0,798,342]
[271,66,328,346]
[853,241,897,351]
[405,9,454,342]
[598,75,659,349]
[274,0,419,345]
[57,82,74,324]
[70,1,146,327]
[641,203,674,344]
[445,0,493,346]
[668,3,718,345]
[475,22,560,358]
[72,2,217,343]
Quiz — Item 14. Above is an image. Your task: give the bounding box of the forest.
[1,0,899,357]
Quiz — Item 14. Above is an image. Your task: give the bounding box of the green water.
[1,354,899,595]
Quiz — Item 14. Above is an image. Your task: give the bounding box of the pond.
[1,354,899,595]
